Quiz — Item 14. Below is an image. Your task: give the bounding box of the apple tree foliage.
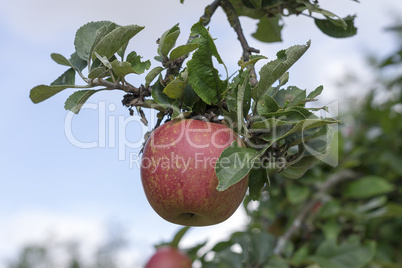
[18,24,402,266]
[23,0,402,266]
[29,0,357,199]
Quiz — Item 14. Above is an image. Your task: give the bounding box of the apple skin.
[145,247,192,268]
[140,119,249,226]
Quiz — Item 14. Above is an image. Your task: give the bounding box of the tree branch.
[219,0,259,85]
[90,78,150,96]
[219,0,260,61]
[273,169,360,255]
[201,0,222,26]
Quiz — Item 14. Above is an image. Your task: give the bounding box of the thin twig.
[219,0,260,86]
[220,0,260,60]
[273,169,359,255]
[90,78,146,94]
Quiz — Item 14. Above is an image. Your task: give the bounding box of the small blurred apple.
[145,246,192,268]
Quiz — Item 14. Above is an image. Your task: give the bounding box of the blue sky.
[1,0,402,266]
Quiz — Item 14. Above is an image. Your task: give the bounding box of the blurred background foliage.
[5,21,402,268]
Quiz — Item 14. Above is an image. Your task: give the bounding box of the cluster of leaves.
[30,21,151,114]
[216,45,338,196]
[178,24,402,268]
[29,18,338,200]
[228,0,358,42]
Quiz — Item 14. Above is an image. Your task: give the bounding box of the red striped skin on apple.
[140,119,249,226]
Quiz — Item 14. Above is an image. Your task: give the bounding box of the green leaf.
[229,0,266,19]
[248,0,262,8]
[216,141,258,191]
[145,66,164,87]
[151,77,175,109]
[94,52,112,69]
[170,101,192,120]
[30,85,75,104]
[111,60,137,77]
[170,226,190,249]
[88,66,107,79]
[158,24,180,58]
[187,21,228,105]
[169,43,199,61]
[285,182,310,204]
[236,69,251,135]
[64,89,101,114]
[117,42,129,59]
[315,15,357,38]
[252,16,283,43]
[383,202,402,218]
[253,41,310,102]
[291,245,310,266]
[141,99,166,112]
[274,86,306,108]
[209,248,243,268]
[126,51,151,74]
[182,84,200,108]
[307,85,324,99]
[248,167,268,201]
[343,176,395,199]
[50,52,87,72]
[311,237,376,268]
[278,72,289,86]
[74,21,115,61]
[94,24,144,60]
[163,69,188,99]
[210,240,233,252]
[257,95,279,115]
[357,196,387,213]
[251,117,294,135]
[265,255,290,268]
[281,118,338,138]
[317,200,341,219]
[321,219,342,241]
[184,241,207,262]
[249,231,274,264]
[239,55,267,69]
[281,156,318,179]
[154,55,163,62]
[69,52,88,71]
[51,68,76,86]
[88,22,119,64]
[51,53,72,66]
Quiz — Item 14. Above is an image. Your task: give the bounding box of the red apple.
[145,246,192,268]
[140,119,249,226]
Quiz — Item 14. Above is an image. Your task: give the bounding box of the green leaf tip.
[315,15,357,38]
[252,16,283,43]
[158,24,181,58]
